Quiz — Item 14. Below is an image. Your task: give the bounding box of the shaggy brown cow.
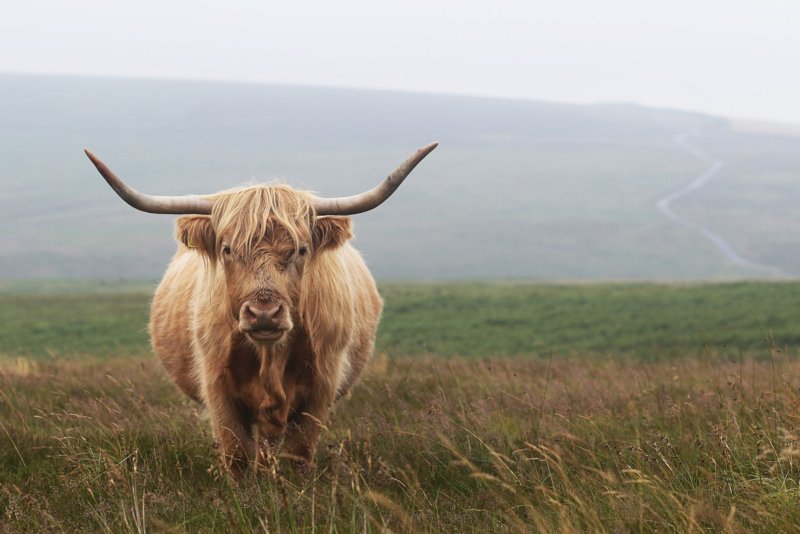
[84,144,436,474]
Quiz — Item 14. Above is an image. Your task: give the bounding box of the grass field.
[3,281,800,531]
[1,281,799,360]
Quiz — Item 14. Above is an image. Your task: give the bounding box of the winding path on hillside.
[655,131,790,277]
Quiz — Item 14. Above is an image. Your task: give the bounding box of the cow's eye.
[221,244,231,255]
[298,246,308,257]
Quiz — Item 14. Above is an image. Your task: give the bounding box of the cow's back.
[150,249,204,403]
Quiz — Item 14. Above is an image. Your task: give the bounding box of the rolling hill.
[1,73,799,280]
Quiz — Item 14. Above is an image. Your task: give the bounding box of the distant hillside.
[1,73,799,280]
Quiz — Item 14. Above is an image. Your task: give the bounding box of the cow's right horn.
[84,149,214,215]
[313,142,438,216]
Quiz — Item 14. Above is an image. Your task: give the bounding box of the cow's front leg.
[254,389,291,467]
[282,387,336,469]
[206,373,256,477]
[253,345,292,465]
[257,386,293,435]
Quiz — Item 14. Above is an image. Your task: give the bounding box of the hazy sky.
[2,0,799,123]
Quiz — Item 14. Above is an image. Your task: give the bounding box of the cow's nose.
[242,301,283,330]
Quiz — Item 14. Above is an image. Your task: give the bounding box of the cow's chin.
[243,329,288,345]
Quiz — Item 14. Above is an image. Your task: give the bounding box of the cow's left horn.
[84,149,214,215]
[313,142,438,216]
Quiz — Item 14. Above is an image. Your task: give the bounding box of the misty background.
[1,2,799,281]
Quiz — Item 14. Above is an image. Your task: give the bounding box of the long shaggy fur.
[211,184,314,258]
[150,184,382,474]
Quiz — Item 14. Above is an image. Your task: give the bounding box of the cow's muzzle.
[238,300,291,343]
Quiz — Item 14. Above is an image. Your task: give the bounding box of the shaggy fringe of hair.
[209,184,315,257]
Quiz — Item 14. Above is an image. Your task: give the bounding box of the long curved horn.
[84,149,214,215]
[85,142,437,216]
[313,142,438,216]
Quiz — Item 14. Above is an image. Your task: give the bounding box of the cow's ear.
[312,216,352,253]
[176,216,216,258]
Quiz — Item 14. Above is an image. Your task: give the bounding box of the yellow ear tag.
[187,240,198,249]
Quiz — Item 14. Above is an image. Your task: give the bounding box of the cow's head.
[83,142,437,345]
[175,186,352,344]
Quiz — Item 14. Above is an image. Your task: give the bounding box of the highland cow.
[84,143,437,474]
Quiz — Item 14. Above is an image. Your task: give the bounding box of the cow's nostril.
[268,303,282,320]
[242,303,258,322]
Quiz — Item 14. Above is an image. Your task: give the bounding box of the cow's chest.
[224,330,315,431]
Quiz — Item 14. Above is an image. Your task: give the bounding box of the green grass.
[0,290,152,358]
[4,281,800,531]
[379,281,800,358]
[2,281,799,360]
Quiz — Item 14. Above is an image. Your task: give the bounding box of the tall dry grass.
[3,350,800,531]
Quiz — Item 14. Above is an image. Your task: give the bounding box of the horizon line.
[5,69,800,132]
